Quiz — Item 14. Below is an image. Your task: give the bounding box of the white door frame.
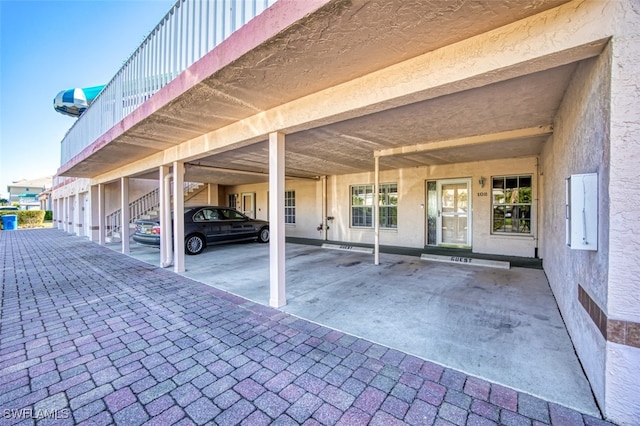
[241,192,256,218]
[436,178,472,248]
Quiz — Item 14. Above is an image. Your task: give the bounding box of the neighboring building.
[37,189,52,211]
[7,176,52,210]
[50,1,639,424]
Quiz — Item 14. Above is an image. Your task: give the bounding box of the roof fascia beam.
[185,163,319,180]
[374,125,553,158]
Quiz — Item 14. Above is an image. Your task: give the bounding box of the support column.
[374,156,380,265]
[90,186,100,242]
[173,161,185,273]
[322,176,328,241]
[54,198,61,229]
[207,183,219,205]
[98,184,105,245]
[121,177,130,254]
[269,132,286,308]
[64,197,70,233]
[159,166,172,268]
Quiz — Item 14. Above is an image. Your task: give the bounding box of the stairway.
[106,182,204,242]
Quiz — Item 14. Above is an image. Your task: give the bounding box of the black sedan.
[133,206,269,255]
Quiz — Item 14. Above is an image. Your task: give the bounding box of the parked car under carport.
[133,206,269,255]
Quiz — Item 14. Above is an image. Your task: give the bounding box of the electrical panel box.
[566,173,598,251]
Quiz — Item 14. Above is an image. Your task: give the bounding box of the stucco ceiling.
[61,0,582,182]
[179,62,577,183]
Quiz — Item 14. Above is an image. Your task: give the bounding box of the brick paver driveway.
[0,230,613,425]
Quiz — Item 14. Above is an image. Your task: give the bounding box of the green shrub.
[44,210,53,221]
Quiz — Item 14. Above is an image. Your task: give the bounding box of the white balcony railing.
[60,0,276,166]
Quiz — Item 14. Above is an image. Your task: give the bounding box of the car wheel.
[257,227,269,243]
[185,234,205,255]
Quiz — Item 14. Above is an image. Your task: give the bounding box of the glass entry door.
[437,179,471,247]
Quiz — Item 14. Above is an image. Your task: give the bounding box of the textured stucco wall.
[607,1,640,323]
[325,157,537,256]
[540,49,611,412]
[605,1,640,424]
[220,158,539,254]
[222,179,322,239]
[541,15,640,420]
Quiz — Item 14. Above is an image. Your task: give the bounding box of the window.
[492,175,532,234]
[193,208,219,222]
[351,185,373,227]
[379,183,398,229]
[350,183,397,228]
[220,209,245,220]
[285,190,295,224]
[228,194,237,209]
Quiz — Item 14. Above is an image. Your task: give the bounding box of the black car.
[133,206,269,255]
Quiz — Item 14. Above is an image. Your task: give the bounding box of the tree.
[0,198,9,206]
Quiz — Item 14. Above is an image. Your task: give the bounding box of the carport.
[60,0,614,420]
[58,0,607,308]
[113,240,600,417]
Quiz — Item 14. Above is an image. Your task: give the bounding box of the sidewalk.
[0,229,614,425]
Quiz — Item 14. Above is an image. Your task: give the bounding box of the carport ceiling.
[182,62,578,183]
[138,0,574,148]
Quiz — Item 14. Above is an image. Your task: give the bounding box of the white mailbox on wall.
[566,173,598,251]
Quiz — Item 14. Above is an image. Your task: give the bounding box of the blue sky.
[0,0,175,199]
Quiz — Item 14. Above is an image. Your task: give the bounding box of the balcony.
[59,0,276,168]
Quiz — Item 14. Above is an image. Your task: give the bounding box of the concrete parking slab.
[120,238,600,417]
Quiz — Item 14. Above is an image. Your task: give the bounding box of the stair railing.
[105,182,203,241]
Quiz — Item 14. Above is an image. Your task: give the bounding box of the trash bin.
[2,214,18,231]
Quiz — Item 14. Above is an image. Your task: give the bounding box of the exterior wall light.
[478,177,486,188]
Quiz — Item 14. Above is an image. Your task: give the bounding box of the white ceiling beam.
[185,163,319,180]
[374,125,553,158]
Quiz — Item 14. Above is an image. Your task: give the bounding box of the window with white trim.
[285,190,295,224]
[350,183,397,228]
[492,175,532,234]
[228,194,237,209]
[379,183,398,229]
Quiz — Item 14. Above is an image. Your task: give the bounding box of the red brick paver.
[0,230,617,425]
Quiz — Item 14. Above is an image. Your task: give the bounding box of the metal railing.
[106,182,204,240]
[61,0,276,165]
[106,188,160,239]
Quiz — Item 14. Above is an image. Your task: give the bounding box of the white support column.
[90,186,100,242]
[269,132,286,308]
[98,184,106,245]
[374,156,380,265]
[207,183,219,205]
[173,161,185,273]
[65,197,70,233]
[69,195,76,235]
[121,177,130,254]
[322,176,328,241]
[54,198,61,229]
[159,165,173,268]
